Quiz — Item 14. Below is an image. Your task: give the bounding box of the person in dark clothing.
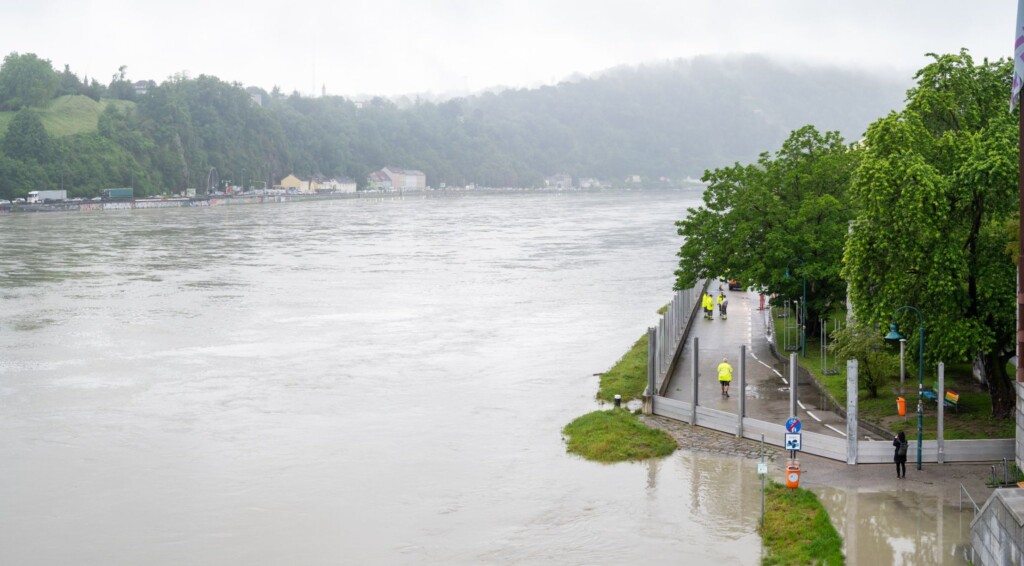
[893,431,908,478]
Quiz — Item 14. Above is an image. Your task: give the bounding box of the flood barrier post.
[847,359,858,464]
[647,326,657,394]
[737,344,746,438]
[937,362,945,464]
[691,337,699,425]
[789,353,798,419]
[760,434,765,528]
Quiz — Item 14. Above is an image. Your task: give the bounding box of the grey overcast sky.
[1,1,1016,98]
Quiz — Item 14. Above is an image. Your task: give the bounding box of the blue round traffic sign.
[785,417,801,433]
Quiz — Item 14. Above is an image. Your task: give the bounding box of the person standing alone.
[893,431,908,478]
[717,357,733,398]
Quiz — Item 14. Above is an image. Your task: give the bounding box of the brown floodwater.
[0,190,972,564]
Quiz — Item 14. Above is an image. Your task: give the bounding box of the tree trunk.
[985,350,1016,419]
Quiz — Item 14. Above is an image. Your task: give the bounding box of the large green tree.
[674,125,861,329]
[843,51,1018,417]
[0,52,58,110]
[2,109,51,163]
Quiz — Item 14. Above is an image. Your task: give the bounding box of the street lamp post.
[885,306,925,470]
[785,259,806,357]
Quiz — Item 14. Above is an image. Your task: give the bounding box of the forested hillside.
[0,51,908,198]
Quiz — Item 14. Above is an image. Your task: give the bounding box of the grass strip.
[773,316,1013,439]
[562,408,676,462]
[760,481,844,565]
[596,333,648,403]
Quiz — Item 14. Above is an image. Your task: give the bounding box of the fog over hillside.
[0,53,915,196]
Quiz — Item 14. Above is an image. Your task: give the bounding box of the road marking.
[772,369,782,377]
[797,401,806,410]
[805,410,822,422]
[780,377,788,385]
[825,424,847,437]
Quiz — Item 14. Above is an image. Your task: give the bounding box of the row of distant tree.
[0,51,907,199]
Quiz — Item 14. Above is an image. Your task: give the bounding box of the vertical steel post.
[737,344,746,439]
[899,339,906,398]
[789,352,798,419]
[917,320,924,471]
[938,362,945,464]
[691,337,699,425]
[646,327,657,397]
[847,359,858,464]
[801,278,806,358]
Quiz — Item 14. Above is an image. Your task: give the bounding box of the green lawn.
[761,481,845,565]
[562,408,676,462]
[0,95,135,138]
[775,314,1013,439]
[597,333,648,403]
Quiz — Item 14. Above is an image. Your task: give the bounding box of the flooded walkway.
[659,285,989,564]
[664,286,860,438]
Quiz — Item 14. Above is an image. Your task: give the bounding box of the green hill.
[0,95,134,138]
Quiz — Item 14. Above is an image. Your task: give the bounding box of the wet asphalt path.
[664,286,876,440]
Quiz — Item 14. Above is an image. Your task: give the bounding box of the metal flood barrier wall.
[645,290,1015,464]
[651,393,1013,463]
[645,279,708,398]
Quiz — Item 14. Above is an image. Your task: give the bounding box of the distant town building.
[545,174,573,189]
[277,174,357,194]
[132,80,155,96]
[368,167,426,191]
[316,176,357,193]
[278,174,307,193]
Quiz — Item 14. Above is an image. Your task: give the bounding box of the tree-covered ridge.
[0,51,906,199]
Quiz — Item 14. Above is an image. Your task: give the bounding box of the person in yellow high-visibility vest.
[717,357,733,398]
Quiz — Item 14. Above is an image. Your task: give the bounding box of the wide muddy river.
[0,190,972,564]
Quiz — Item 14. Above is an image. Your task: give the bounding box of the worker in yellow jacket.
[718,357,733,398]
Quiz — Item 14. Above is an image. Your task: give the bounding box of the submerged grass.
[760,481,845,565]
[562,408,676,462]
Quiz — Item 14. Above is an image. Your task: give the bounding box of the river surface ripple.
[0,190,968,565]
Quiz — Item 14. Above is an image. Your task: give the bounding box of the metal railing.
[959,483,980,516]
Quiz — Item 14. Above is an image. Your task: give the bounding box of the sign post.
[784,418,802,488]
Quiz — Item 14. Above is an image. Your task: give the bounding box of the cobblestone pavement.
[641,414,782,462]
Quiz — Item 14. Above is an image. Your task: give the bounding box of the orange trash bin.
[786,459,801,489]
[897,397,906,416]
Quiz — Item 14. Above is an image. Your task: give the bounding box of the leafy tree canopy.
[842,50,1018,417]
[2,109,51,163]
[0,52,58,110]
[674,125,860,325]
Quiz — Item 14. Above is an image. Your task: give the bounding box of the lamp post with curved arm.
[785,258,806,358]
[885,305,924,471]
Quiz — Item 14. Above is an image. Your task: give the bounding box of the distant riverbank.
[0,186,663,216]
